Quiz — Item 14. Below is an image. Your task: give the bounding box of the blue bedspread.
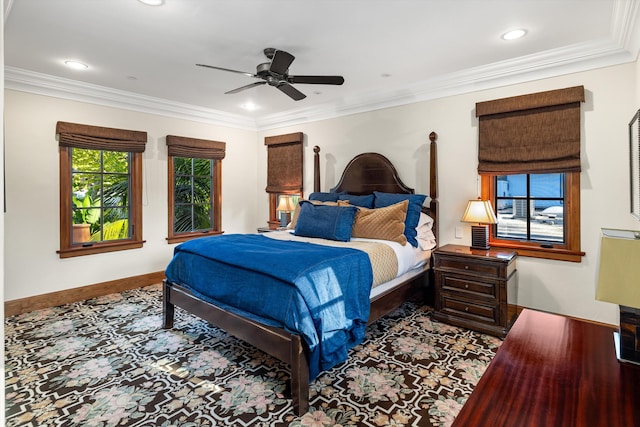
[164,234,374,380]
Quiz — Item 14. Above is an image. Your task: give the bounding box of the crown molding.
[255,37,637,130]
[4,67,258,130]
[5,0,639,133]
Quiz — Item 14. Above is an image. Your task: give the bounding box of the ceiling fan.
[196,48,345,101]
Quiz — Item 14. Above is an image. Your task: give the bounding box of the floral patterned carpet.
[5,284,501,426]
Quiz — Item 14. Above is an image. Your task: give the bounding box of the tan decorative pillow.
[351,200,409,245]
[288,199,350,229]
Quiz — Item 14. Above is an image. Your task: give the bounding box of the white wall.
[5,60,639,326]
[258,62,640,326]
[3,91,257,301]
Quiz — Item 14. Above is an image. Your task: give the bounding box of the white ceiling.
[4,0,640,130]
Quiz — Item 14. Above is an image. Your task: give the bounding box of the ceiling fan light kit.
[197,48,344,101]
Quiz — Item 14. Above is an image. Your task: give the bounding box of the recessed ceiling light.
[64,60,88,70]
[502,29,527,41]
[241,102,258,111]
[138,0,164,5]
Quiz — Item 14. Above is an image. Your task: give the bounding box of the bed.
[162,131,439,415]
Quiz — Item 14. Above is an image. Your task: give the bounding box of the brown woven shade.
[265,132,303,194]
[476,86,585,175]
[56,121,147,152]
[166,135,226,160]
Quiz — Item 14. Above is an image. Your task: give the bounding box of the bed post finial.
[313,146,320,193]
[429,132,438,243]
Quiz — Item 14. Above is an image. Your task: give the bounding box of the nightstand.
[433,244,517,337]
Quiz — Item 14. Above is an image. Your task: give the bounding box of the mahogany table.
[452,308,640,426]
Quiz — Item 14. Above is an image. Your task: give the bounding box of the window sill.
[167,230,223,244]
[489,241,585,262]
[57,240,145,258]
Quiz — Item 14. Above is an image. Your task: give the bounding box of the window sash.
[167,156,222,243]
[58,147,144,258]
[481,172,583,262]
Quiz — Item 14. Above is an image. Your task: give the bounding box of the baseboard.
[4,271,165,317]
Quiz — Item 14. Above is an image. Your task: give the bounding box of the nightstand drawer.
[441,296,497,324]
[437,257,502,278]
[441,275,497,299]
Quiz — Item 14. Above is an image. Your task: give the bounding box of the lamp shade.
[276,195,296,212]
[461,199,498,225]
[596,229,640,308]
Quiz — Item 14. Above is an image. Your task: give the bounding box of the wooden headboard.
[312,131,439,242]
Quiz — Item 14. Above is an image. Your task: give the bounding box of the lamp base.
[614,305,640,365]
[470,224,490,250]
[280,212,292,227]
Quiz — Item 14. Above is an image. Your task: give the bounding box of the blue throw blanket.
[165,234,374,380]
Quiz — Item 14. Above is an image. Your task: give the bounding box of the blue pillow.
[338,193,375,208]
[294,201,358,242]
[308,192,340,202]
[374,192,427,247]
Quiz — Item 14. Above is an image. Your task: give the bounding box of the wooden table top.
[452,309,640,426]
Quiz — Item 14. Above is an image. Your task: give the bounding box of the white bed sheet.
[262,230,432,294]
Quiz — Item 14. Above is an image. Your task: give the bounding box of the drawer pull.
[465,284,469,289]
[465,306,470,312]
[464,265,469,270]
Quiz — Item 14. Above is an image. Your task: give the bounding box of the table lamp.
[461,198,498,250]
[596,228,640,365]
[276,195,296,227]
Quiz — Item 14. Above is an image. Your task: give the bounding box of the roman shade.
[265,132,303,194]
[476,85,585,175]
[166,135,226,160]
[56,121,147,152]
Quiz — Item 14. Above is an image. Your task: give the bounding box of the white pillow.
[416,212,436,250]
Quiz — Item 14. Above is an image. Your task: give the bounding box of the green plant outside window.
[173,157,214,233]
[71,148,131,243]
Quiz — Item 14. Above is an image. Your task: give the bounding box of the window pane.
[174,157,192,174]
[103,151,129,173]
[71,148,100,172]
[192,203,212,230]
[174,205,193,233]
[496,174,526,198]
[103,174,129,207]
[175,176,193,203]
[102,208,130,241]
[193,177,211,203]
[193,158,211,176]
[530,173,563,198]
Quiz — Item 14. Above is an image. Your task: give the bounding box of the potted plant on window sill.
[72,190,99,243]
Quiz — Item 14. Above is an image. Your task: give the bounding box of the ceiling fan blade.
[276,82,306,101]
[196,64,258,78]
[225,81,266,94]
[288,75,345,85]
[269,50,295,75]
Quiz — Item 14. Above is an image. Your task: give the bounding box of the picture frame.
[630,109,640,220]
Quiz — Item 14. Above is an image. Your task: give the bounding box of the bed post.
[429,132,438,243]
[313,145,320,193]
[162,279,175,329]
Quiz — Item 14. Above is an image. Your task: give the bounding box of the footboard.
[162,280,310,415]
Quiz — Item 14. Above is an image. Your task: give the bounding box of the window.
[57,121,146,258]
[482,172,582,262]
[166,135,225,243]
[476,86,585,262]
[265,132,303,229]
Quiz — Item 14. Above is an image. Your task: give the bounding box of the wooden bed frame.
[162,131,439,415]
